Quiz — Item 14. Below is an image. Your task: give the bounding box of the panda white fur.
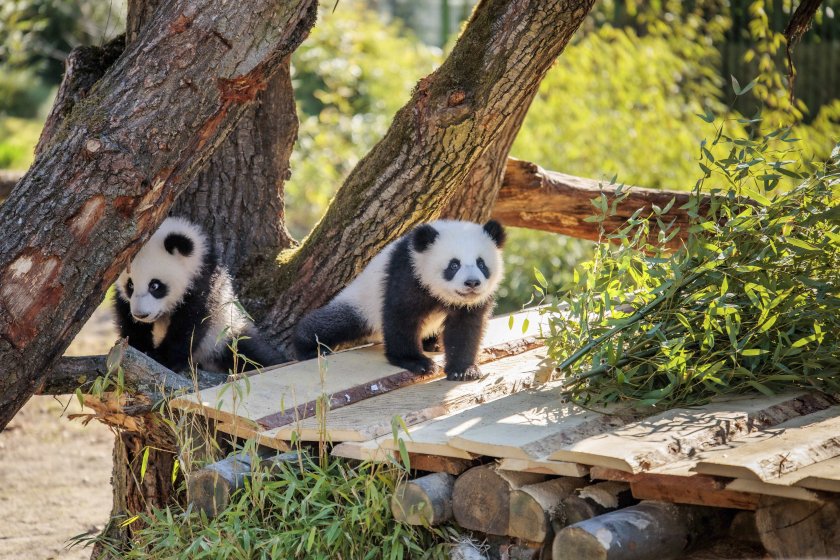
[114,217,282,373]
[293,219,506,381]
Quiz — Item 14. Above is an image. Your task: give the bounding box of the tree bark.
[170,60,298,275]
[439,80,537,222]
[244,0,597,348]
[0,0,317,431]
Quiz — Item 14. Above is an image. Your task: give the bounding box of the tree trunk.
[170,60,298,275]
[243,0,597,348]
[0,0,316,429]
[439,91,535,222]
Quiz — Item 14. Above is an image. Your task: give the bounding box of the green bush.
[542,133,839,409]
[105,452,452,560]
[0,115,41,169]
[286,4,441,238]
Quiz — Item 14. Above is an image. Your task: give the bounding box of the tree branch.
[38,341,229,399]
[492,159,710,249]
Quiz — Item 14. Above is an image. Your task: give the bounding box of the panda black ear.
[412,224,439,253]
[164,233,194,257]
[483,220,506,248]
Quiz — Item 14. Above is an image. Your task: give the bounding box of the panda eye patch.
[476,257,490,279]
[443,259,461,281]
[148,279,168,299]
[126,278,134,297]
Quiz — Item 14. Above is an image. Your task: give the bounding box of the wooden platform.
[172,309,840,504]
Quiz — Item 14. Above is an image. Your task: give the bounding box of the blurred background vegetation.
[1,0,838,312]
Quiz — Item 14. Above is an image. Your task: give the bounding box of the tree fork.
[0,0,317,431]
[245,0,597,348]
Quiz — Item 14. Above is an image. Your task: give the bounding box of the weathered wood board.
[446,390,631,462]
[788,456,840,493]
[726,478,821,502]
[693,404,840,481]
[498,456,589,477]
[547,392,833,472]
[171,309,546,430]
[590,466,760,510]
[264,348,550,442]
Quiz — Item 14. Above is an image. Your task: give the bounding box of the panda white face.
[115,218,207,323]
[410,220,505,307]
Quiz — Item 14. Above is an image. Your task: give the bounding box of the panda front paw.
[446,365,483,382]
[388,354,440,375]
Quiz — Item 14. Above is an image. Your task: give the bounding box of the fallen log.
[391,472,455,526]
[509,477,587,542]
[755,495,840,558]
[553,501,732,560]
[559,481,636,526]
[452,465,546,535]
[492,159,710,249]
[187,450,299,517]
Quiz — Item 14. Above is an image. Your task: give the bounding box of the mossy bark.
[244,0,596,349]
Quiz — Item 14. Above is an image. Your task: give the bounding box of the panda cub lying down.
[294,219,506,381]
[114,217,281,373]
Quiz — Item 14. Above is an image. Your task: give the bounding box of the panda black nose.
[464,279,481,289]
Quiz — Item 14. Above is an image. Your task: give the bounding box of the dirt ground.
[0,306,117,560]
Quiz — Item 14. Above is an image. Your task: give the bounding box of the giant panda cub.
[293,220,506,381]
[114,217,281,373]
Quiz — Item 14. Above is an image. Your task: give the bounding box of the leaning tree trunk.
[243,0,596,349]
[438,85,537,222]
[130,0,298,276]
[0,0,317,430]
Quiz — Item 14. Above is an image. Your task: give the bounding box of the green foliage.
[0,115,41,169]
[541,130,839,409]
[105,452,451,560]
[286,3,441,238]
[495,229,593,314]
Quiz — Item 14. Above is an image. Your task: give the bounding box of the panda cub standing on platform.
[293,220,506,381]
[114,217,281,373]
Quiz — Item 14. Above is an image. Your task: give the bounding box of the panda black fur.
[114,217,282,373]
[293,219,506,381]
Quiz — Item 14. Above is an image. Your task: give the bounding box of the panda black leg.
[293,302,370,361]
[383,316,437,375]
[234,334,285,371]
[442,303,491,381]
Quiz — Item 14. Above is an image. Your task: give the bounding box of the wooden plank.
[694,405,840,481]
[590,466,759,510]
[445,389,636,462]
[498,457,589,477]
[406,454,478,475]
[791,456,840,493]
[547,392,833,472]
[331,441,476,474]
[215,420,290,452]
[264,348,549,442]
[331,439,392,462]
[726,478,821,502]
[171,309,545,427]
[376,382,586,462]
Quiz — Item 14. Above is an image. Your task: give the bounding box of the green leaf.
[731,75,742,95]
[534,267,548,288]
[140,447,151,481]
